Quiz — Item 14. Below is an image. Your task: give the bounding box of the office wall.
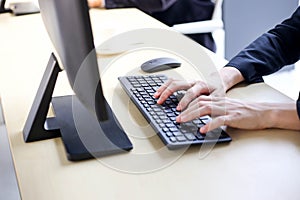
[223,0,299,60]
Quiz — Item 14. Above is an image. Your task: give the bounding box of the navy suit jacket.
[226,6,300,118]
[104,0,216,51]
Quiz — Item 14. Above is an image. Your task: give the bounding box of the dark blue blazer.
[104,0,216,52]
[226,6,300,118]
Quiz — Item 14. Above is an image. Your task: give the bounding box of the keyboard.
[118,74,231,149]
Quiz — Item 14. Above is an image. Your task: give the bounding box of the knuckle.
[203,104,212,112]
[186,88,197,97]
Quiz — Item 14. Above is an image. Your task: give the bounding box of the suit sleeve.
[104,0,177,13]
[225,6,300,119]
[225,6,300,84]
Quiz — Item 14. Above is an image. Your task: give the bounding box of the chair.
[172,0,225,57]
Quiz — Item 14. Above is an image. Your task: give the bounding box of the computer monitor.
[39,0,107,121]
[23,0,133,161]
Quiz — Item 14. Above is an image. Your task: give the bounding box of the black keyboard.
[118,74,231,149]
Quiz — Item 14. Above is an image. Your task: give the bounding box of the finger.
[188,95,224,109]
[156,80,195,104]
[177,81,210,110]
[153,78,173,98]
[199,116,226,133]
[187,95,211,108]
[176,102,212,123]
[177,86,200,110]
[177,97,227,123]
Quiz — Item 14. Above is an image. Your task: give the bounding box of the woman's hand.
[88,0,104,8]
[154,67,244,111]
[154,78,224,111]
[154,66,300,133]
[176,96,300,133]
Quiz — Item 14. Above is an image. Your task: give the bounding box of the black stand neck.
[23,53,61,142]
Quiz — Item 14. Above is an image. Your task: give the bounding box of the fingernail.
[200,126,207,133]
[178,115,186,122]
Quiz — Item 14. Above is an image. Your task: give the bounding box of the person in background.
[88,0,217,52]
[154,6,300,133]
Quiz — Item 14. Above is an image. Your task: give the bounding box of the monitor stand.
[0,0,11,14]
[23,53,133,161]
[0,7,11,13]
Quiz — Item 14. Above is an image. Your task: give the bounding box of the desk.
[1,8,300,200]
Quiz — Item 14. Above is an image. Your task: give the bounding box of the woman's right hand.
[154,67,245,111]
[154,78,223,111]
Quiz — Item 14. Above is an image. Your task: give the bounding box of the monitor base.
[23,53,132,161]
[52,95,133,161]
[0,8,11,14]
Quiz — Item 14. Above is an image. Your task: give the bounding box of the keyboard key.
[172,131,183,136]
[176,136,187,142]
[194,131,205,140]
[185,133,197,141]
[165,132,173,137]
[169,137,177,143]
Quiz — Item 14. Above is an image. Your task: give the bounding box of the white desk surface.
[1,8,300,200]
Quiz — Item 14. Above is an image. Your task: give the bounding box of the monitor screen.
[39,0,107,121]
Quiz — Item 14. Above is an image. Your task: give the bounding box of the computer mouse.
[141,57,181,73]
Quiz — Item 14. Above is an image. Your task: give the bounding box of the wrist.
[268,102,300,130]
[220,66,244,91]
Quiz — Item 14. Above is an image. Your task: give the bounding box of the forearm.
[219,68,300,130]
[269,102,300,130]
